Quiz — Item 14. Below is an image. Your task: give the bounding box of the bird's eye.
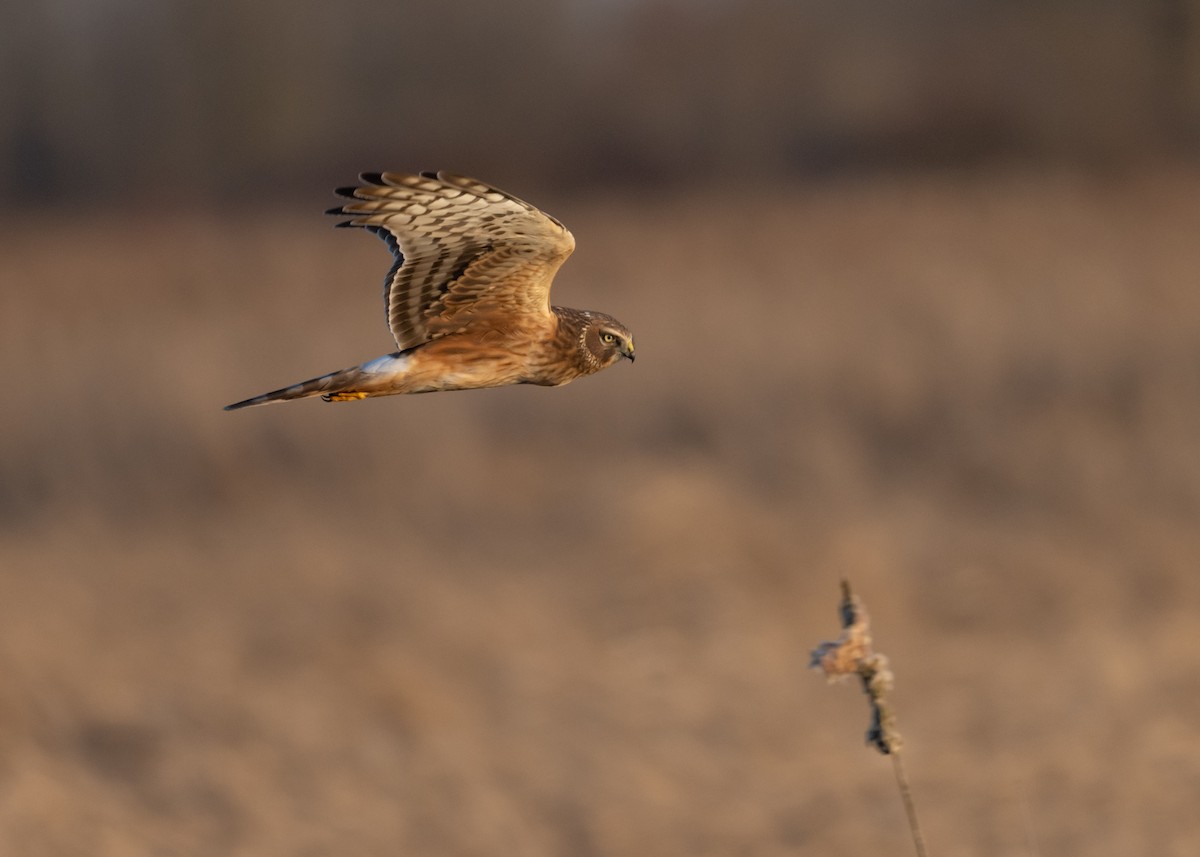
[601,332,616,344]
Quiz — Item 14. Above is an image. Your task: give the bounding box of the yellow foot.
[322,391,369,402]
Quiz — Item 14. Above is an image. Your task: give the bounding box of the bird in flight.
[225,172,635,410]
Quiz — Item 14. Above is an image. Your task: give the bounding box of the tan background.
[2,2,1199,855]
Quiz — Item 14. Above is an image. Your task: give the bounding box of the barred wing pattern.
[329,171,577,351]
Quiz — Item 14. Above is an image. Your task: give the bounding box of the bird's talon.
[322,391,369,402]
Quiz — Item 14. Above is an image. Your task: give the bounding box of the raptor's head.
[582,313,636,369]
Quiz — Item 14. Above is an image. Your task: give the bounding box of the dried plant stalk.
[810,580,928,857]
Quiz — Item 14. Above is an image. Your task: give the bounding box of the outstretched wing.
[328,171,576,351]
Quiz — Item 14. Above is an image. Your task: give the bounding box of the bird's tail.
[224,361,388,411]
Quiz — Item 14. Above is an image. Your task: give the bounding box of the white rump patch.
[360,353,411,376]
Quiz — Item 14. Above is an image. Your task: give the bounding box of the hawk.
[225,172,635,410]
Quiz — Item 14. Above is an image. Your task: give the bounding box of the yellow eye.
[601,332,616,344]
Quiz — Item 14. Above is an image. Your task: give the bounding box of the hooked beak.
[620,341,636,363]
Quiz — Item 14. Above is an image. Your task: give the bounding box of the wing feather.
[328,171,575,350]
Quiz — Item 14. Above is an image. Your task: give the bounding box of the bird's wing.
[328,171,576,351]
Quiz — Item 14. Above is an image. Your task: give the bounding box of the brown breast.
[522,307,596,386]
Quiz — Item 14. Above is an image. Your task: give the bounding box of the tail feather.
[224,365,367,411]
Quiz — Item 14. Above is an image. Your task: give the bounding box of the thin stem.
[890,751,928,857]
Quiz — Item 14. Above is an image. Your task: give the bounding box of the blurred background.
[2,1,1199,854]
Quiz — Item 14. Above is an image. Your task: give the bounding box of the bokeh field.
[1,168,1198,855]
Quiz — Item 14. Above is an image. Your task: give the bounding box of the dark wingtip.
[334,186,359,198]
[333,220,356,229]
[359,171,385,185]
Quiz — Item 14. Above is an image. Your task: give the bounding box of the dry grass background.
[1,168,1199,855]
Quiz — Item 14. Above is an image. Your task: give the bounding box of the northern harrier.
[225,172,635,410]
